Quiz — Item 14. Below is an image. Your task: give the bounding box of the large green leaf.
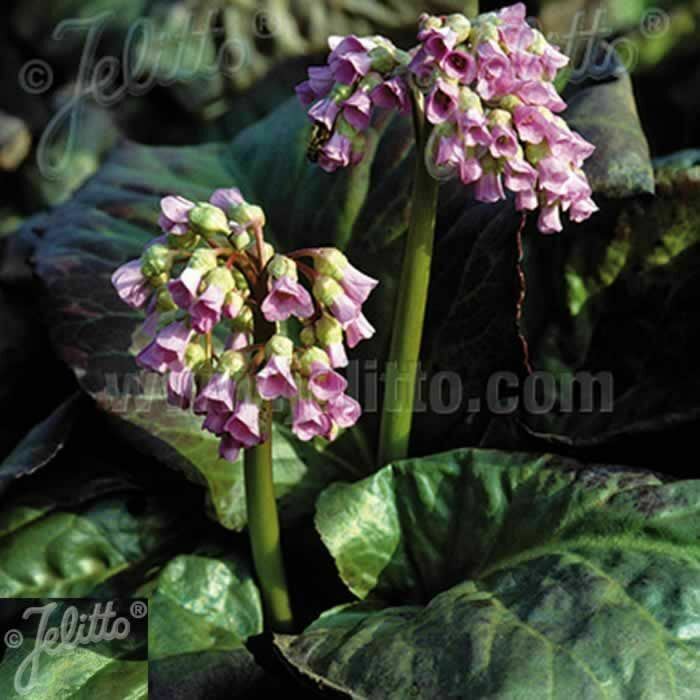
[0,417,207,598]
[137,551,277,698]
[0,642,147,700]
[277,448,700,698]
[0,493,183,598]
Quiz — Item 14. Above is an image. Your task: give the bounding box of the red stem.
[515,212,533,375]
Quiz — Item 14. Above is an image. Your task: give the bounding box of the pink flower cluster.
[296,34,411,172]
[111,189,377,462]
[297,3,598,233]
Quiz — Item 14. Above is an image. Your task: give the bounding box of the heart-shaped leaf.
[136,551,277,698]
[276,448,700,698]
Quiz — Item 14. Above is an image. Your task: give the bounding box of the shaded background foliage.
[0,0,699,697]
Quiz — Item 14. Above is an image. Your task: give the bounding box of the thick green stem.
[377,96,439,467]
[244,408,294,632]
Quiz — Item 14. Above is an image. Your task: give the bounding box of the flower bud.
[315,314,343,346]
[488,109,512,127]
[230,203,266,229]
[185,342,207,369]
[141,244,172,278]
[446,14,471,43]
[313,276,343,306]
[298,346,330,375]
[369,46,397,73]
[156,286,178,312]
[314,249,348,279]
[195,360,216,387]
[473,21,498,44]
[218,350,246,377]
[329,82,354,104]
[189,247,219,272]
[481,153,504,175]
[231,304,254,332]
[266,334,294,358]
[525,141,550,165]
[246,239,275,262]
[203,267,235,294]
[267,254,298,281]
[419,14,443,34]
[529,30,547,56]
[189,203,229,236]
[458,87,482,114]
[223,290,245,319]
[325,422,340,441]
[299,325,316,346]
[149,272,169,288]
[168,230,199,249]
[231,268,250,293]
[231,230,251,250]
[499,95,523,112]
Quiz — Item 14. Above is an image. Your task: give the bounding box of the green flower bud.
[488,109,512,127]
[231,304,254,332]
[267,254,298,281]
[298,346,330,375]
[446,14,471,43]
[419,14,443,33]
[394,49,412,66]
[230,203,265,228]
[218,350,246,377]
[149,272,169,288]
[329,82,354,103]
[369,46,397,73]
[189,247,219,272]
[315,249,348,280]
[246,239,275,264]
[203,267,235,294]
[168,230,198,249]
[529,30,547,56]
[156,286,178,312]
[481,154,504,175]
[231,230,251,250]
[299,325,316,346]
[458,87,482,114]
[224,290,245,318]
[312,276,343,306]
[525,141,550,165]
[266,334,294,358]
[141,244,172,278]
[185,342,207,369]
[189,203,229,236]
[499,95,523,112]
[232,268,249,293]
[473,21,498,44]
[315,314,343,346]
[195,360,216,388]
[325,422,340,442]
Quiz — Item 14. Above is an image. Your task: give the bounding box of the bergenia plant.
[297,3,598,466]
[111,187,377,631]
